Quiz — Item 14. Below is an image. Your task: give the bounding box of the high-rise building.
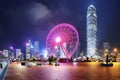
[87,5,97,57]
[26,40,31,53]
[26,40,31,59]
[2,50,9,58]
[16,49,21,59]
[34,41,40,54]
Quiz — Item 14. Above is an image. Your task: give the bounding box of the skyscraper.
[2,50,9,58]
[34,41,40,54]
[26,40,31,53]
[26,40,31,59]
[16,49,21,59]
[87,5,97,57]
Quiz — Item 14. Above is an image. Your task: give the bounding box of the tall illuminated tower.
[34,41,40,54]
[26,40,31,59]
[87,5,97,57]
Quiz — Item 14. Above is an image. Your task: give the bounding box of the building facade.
[16,49,21,59]
[2,50,9,58]
[87,5,97,57]
[26,40,31,59]
[34,41,40,54]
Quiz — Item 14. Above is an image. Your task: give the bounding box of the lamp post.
[104,49,108,57]
[105,49,108,54]
[113,48,118,55]
[104,49,109,63]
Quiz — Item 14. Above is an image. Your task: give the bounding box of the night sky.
[0,0,120,52]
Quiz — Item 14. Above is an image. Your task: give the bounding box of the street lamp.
[105,49,108,53]
[113,48,118,55]
[113,48,118,52]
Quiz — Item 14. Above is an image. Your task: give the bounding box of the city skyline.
[0,0,120,51]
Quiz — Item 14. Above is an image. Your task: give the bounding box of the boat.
[100,62,113,66]
[100,55,113,67]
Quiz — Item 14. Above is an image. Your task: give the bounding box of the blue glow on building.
[87,5,97,57]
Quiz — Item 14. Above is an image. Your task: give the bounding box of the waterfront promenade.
[4,62,120,80]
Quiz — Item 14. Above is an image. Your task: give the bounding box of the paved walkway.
[4,62,71,80]
[4,62,120,80]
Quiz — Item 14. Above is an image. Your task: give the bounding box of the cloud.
[27,3,51,21]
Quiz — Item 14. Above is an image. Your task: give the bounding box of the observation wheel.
[46,23,79,58]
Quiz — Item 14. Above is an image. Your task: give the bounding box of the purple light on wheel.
[10,46,13,49]
[55,37,61,43]
[46,23,79,58]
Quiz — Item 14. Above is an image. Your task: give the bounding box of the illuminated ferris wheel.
[46,23,79,58]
